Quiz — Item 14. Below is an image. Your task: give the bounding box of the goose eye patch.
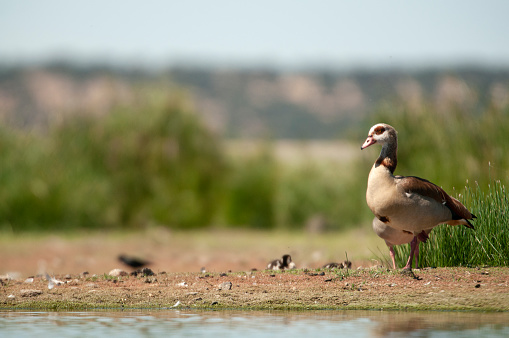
[374,126,385,135]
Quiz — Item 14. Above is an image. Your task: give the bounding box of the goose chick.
[267,254,296,270]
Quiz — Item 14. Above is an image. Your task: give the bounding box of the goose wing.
[395,175,475,228]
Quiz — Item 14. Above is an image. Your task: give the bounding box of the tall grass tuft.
[394,179,509,267]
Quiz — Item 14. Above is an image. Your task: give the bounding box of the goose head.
[361,123,397,150]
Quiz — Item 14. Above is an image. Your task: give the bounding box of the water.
[1,310,508,337]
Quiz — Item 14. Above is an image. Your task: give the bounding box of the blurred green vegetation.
[0,96,227,231]
[1,90,508,239]
[0,94,369,232]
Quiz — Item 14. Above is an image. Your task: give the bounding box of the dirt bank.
[2,267,508,311]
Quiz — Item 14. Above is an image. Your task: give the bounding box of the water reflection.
[1,310,508,337]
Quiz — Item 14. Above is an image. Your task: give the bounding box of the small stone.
[24,278,34,283]
[64,274,72,279]
[7,294,15,299]
[108,269,128,277]
[0,274,11,281]
[81,271,89,277]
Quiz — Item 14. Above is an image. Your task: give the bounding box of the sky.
[2,0,509,69]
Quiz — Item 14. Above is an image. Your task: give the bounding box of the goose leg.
[389,245,397,269]
[404,237,419,270]
[414,241,420,269]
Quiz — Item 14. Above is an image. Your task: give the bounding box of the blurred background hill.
[1,64,508,139]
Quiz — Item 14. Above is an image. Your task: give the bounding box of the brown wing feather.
[395,176,447,204]
[395,176,475,227]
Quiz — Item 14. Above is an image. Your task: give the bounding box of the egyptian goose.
[372,217,431,269]
[361,123,476,270]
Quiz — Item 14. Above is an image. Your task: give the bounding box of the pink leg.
[389,245,397,269]
[414,241,420,269]
[404,237,419,270]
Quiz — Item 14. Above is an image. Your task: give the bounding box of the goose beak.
[361,136,376,150]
